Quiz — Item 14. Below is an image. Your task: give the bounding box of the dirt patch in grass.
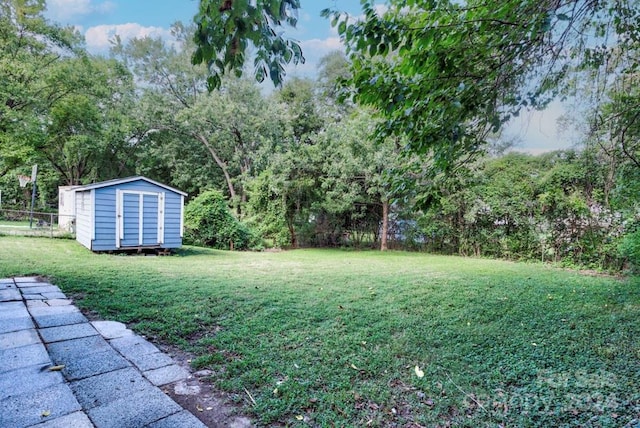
[159,344,252,428]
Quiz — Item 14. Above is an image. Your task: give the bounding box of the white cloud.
[84,23,172,53]
[46,0,115,22]
[505,100,574,153]
[285,37,344,78]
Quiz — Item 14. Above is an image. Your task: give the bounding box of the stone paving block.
[21,285,62,295]
[47,335,111,364]
[28,304,83,327]
[16,281,54,288]
[146,410,207,428]
[0,300,30,316]
[0,278,15,284]
[61,348,131,381]
[40,323,99,344]
[24,293,48,300]
[0,364,64,400]
[47,298,73,306]
[27,299,74,307]
[70,366,156,409]
[28,304,80,316]
[0,306,32,321]
[144,364,190,386]
[0,343,50,371]
[109,334,161,358]
[28,411,94,428]
[16,281,53,287]
[13,276,42,283]
[45,298,74,306]
[0,314,35,334]
[0,328,40,350]
[86,388,182,428]
[27,299,50,307]
[32,311,88,328]
[0,288,22,302]
[0,302,25,310]
[127,350,174,371]
[92,320,133,339]
[42,292,68,300]
[0,383,81,428]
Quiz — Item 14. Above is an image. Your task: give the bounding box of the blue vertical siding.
[120,192,140,247]
[141,194,159,246]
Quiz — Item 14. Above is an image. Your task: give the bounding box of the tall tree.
[25,56,137,185]
[0,0,81,178]
[115,24,290,209]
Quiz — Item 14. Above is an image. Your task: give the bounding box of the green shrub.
[619,226,640,272]
[183,190,255,250]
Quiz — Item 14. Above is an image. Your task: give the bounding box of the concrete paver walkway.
[0,277,207,428]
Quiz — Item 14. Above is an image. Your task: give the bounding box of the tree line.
[1,0,638,271]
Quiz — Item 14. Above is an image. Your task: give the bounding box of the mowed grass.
[1,237,638,427]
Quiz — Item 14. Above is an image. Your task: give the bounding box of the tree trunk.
[380,199,389,251]
[195,133,236,200]
[287,219,298,248]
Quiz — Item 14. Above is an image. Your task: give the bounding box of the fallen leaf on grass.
[414,365,424,378]
[350,363,359,370]
[295,415,304,420]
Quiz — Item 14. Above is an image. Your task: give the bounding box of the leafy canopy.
[191,0,640,168]
[322,0,640,168]
[192,0,304,89]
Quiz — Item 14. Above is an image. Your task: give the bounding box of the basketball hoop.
[18,175,31,187]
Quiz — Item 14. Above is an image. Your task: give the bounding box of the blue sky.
[43,0,571,153]
[43,1,363,57]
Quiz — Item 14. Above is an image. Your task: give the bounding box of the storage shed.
[72,176,186,251]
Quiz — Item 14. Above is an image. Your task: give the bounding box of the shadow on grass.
[173,246,231,257]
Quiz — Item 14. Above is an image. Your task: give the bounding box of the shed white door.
[116,190,165,248]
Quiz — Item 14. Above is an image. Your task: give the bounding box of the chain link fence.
[0,209,74,238]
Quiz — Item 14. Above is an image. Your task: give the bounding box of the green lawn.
[1,237,638,427]
[0,219,32,227]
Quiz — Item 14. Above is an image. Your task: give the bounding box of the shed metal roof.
[73,176,187,196]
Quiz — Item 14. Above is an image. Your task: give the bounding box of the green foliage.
[416,151,626,271]
[0,0,81,178]
[0,0,141,209]
[619,226,640,272]
[192,0,304,89]
[184,190,255,250]
[245,170,292,248]
[1,238,639,426]
[322,0,638,170]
